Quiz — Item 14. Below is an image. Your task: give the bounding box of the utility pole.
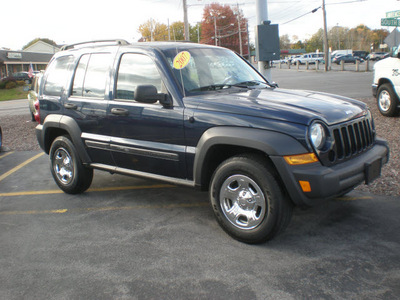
[237,3,243,56]
[183,0,190,41]
[214,16,218,45]
[256,0,271,81]
[322,0,329,71]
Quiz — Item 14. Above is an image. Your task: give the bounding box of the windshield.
[163,47,268,95]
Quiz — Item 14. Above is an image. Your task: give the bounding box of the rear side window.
[44,56,74,96]
[72,53,111,98]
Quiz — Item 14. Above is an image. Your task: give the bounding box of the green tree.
[305,29,324,52]
[138,19,169,41]
[280,34,291,50]
[328,25,349,51]
[292,40,305,50]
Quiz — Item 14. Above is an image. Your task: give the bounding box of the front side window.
[116,53,162,100]
[44,55,74,96]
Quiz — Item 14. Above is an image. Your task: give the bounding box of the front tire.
[209,154,293,244]
[49,136,93,194]
[377,83,400,117]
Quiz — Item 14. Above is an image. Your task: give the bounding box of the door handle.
[64,103,77,110]
[111,108,129,116]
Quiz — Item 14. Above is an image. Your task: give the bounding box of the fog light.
[299,181,311,192]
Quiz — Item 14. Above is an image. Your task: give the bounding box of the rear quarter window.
[44,56,74,96]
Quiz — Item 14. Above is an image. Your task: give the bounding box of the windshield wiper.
[231,80,278,89]
[192,84,231,91]
[190,80,277,92]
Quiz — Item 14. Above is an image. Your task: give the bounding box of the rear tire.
[377,83,400,117]
[49,136,93,194]
[209,154,293,244]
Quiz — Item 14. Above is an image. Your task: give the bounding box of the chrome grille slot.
[324,115,375,165]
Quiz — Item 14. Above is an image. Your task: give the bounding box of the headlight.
[310,123,326,150]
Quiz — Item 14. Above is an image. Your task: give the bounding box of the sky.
[1,0,399,50]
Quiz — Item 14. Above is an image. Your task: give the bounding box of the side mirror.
[134,85,172,108]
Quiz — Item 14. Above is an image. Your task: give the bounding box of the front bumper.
[271,138,389,207]
[372,84,378,97]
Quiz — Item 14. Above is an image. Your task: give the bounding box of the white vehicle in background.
[372,46,400,117]
[293,53,324,65]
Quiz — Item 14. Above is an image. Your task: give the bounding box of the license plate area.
[365,159,382,185]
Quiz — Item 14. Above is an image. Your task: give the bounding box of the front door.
[108,52,187,179]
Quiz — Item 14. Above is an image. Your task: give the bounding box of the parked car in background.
[27,72,43,122]
[353,50,369,60]
[372,47,400,117]
[287,55,300,65]
[12,72,32,83]
[332,54,363,64]
[368,52,389,61]
[293,53,324,65]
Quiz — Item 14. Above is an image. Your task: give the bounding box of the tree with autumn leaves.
[200,3,248,56]
[137,3,248,56]
[137,3,388,56]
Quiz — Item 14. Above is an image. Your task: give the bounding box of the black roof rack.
[60,39,130,51]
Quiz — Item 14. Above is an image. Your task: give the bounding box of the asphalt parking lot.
[1,66,399,299]
[1,149,399,299]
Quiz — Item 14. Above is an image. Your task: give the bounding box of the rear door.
[64,52,115,165]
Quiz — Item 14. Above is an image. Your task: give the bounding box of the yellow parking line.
[0,184,175,197]
[0,152,44,182]
[0,202,208,216]
[0,151,15,159]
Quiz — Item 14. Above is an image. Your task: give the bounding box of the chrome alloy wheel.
[219,174,266,230]
[378,90,391,112]
[53,147,74,185]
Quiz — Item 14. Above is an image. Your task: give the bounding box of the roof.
[59,40,217,52]
[0,50,54,64]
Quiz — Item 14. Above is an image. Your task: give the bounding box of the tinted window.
[44,56,74,96]
[71,53,110,98]
[72,54,90,97]
[116,54,162,100]
[82,54,110,98]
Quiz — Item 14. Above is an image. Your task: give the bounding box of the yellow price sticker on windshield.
[173,51,191,69]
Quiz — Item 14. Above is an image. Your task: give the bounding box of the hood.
[183,88,368,126]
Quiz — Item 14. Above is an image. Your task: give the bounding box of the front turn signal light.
[284,153,318,165]
[299,180,312,192]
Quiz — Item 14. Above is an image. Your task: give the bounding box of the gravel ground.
[0,97,398,196]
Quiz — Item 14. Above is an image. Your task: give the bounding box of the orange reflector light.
[284,153,318,165]
[299,181,312,192]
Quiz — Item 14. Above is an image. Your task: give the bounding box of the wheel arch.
[41,114,91,164]
[193,127,308,191]
[377,77,394,90]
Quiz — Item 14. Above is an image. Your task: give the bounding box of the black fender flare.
[193,126,308,187]
[39,114,91,164]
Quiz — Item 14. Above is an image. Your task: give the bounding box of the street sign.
[386,10,400,18]
[381,18,400,27]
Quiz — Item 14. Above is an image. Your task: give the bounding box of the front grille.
[333,117,374,160]
[319,115,375,166]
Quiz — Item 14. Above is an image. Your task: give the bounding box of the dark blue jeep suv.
[36,40,389,243]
